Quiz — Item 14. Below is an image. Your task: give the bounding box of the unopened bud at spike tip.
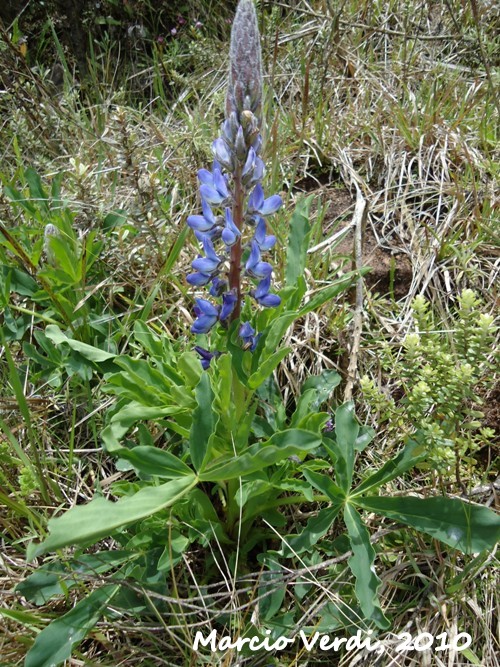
[226,0,262,123]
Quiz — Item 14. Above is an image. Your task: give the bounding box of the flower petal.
[212,138,233,169]
[220,290,237,321]
[197,169,213,186]
[209,276,227,297]
[187,215,214,232]
[191,314,218,334]
[258,293,281,307]
[248,183,264,212]
[239,321,255,339]
[187,272,212,286]
[194,298,219,317]
[260,194,282,216]
[254,274,271,299]
[242,147,256,177]
[200,183,225,204]
[192,257,219,273]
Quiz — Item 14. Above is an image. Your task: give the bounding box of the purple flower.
[248,183,282,216]
[323,419,334,432]
[187,271,212,287]
[209,276,228,297]
[187,199,217,233]
[239,321,260,351]
[234,126,247,160]
[221,208,241,247]
[212,138,234,171]
[192,299,219,334]
[220,290,238,322]
[245,240,272,279]
[192,236,223,275]
[194,346,219,370]
[199,164,230,204]
[194,226,222,243]
[185,1,282,352]
[252,275,281,308]
[254,217,276,251]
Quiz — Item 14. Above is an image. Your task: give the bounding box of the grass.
[0,0,498,665]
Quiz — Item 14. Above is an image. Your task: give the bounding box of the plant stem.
[229,166,244,321]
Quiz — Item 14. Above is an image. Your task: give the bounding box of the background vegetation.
[0,0,498,665]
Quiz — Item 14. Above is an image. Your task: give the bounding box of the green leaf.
[17,552,131,605]
[45,325,115,362]
[24,584,119,667]
[103,208,128,232]
[344,504,390,629]
[282,505,341,557]
[355,496,500,554]
[298,273,358,318]
[25,167,49,214]
[190,373,216,472]
[177,351,202,388]
[199,429,322,482]
[303,469,345,502]
[354,425,375,452]
[1,266,38,296]
[247,347,290,389]
[27,475,198,559]
[259,313,298,359]
[285,195,313,287]
[352,438,426,496]
[102,402,185,452]
[332,402,358,492]
[301,370,342,407]
[115,446,193,479]
[291,370,341,427]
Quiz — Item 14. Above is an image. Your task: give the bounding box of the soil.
[295,180,413,300]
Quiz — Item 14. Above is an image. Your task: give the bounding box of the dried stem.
[344,184,367,402]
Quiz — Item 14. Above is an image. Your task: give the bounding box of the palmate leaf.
[199,429,322,482]
[352,438,426,496]
[114,446,193,479]
[45,325,115,362]
[282,505,342,557]
[27,475,198,559]
[24,584,119,667]
[344,504,390,629]
[355,496,500,554]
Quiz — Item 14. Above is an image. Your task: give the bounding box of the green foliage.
[20,202,500,665]
[361,291,497,475]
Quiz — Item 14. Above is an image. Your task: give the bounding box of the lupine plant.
[20,1,500,664]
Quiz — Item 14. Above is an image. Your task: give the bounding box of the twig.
[344,183,367,402]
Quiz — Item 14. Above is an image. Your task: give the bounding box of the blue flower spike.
[186,0,282,363]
